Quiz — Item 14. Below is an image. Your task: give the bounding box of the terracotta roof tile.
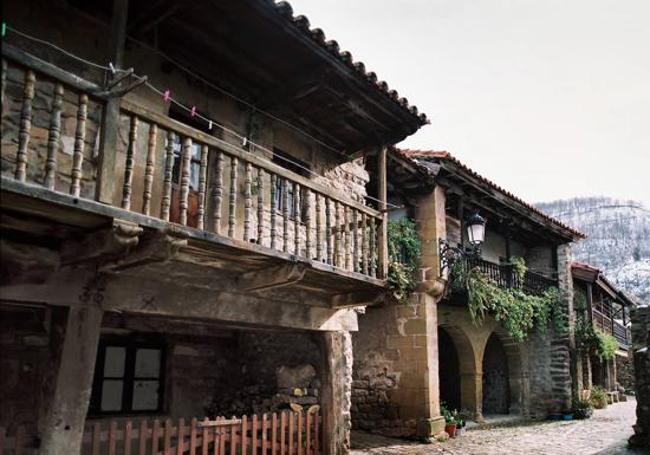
[270,1,428,126]
[393,148,586,240]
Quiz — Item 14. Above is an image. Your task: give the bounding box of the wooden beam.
[236,263,307,292]
[377,147,388,278]
[330,290,384,308]
[96,0,129,204]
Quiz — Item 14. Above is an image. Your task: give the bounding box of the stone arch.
[437,324,481,419]
[481,327,525,415]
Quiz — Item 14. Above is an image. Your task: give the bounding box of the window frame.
[89,338,166,416]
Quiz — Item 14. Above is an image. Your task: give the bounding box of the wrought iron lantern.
[466,212,487,245]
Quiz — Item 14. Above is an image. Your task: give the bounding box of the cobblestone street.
[351,399,644,455]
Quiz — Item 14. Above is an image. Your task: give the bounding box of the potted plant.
[441,403,458,437]
[456,416,466,436]
[572,398,594,419]
[590,386,608,410]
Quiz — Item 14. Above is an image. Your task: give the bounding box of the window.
[90,341,164,415]
[272,148,310,219]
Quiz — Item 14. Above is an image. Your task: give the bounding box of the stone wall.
[616,354,635,392]
[629,306,650,448]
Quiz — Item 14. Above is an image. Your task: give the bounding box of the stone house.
[0,1,428,453]
[352,149,586,439]
[572,262,634,398]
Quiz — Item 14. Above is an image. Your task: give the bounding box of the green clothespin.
[1,22,6,38]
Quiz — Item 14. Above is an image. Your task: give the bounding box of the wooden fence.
[0,412,320,455]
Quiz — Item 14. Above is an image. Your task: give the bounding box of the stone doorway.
[438,327,461,412]
[482,333,510,414]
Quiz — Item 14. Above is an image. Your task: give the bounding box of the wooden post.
[38,305,103,455]
[321,332,352,455]
[377,147,388,278]
[96,0,129,203]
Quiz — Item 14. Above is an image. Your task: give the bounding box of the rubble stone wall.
[629,306,650,448]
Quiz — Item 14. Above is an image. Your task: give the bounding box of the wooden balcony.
[1,46,387,307]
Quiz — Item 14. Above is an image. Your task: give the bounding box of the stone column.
[460,372,483,421]
[321,331,352,455]
[629,306,650,448]
[38,304,103,455]
[554,243,575,411]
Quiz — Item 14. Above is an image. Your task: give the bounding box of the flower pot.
[456,427,465,436]
[562,413,574,421]
[445,423,457,438]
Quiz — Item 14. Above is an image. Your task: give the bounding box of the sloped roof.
[393,148,586,240]
[572,261,635,306]
[270,1,428,127]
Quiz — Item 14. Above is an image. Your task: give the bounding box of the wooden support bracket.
[236,263,307,292]
[330,290,385,308]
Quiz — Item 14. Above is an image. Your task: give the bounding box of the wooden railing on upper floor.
[1,46,385,280]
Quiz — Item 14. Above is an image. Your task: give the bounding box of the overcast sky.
[292,0,650,208]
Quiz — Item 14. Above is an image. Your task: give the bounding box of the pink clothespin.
[190,106,196,117]
[163,89,171,102]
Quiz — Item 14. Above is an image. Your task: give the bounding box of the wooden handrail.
[121,100,382,220]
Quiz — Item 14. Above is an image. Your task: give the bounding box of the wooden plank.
[71,93,89,197]
[179,137,193,225]
[304,190,312,259]
[212,151,225,233]
[377,147,388,278]
[294,183,301,255]
[108,420,117,455]
[314,414,319,455]
[202,417,209,455]
[244,162,253,241]
[288,413,294,455]
[270,173,278,249]
[261,414,268,454]
[176,418,185,455]
[271,413,278,455]
[164,419,172,454]
[124,421,133,455]
[297,413,303,455]
[197,145,209,230]
[190,418,198,454]
[241,415,248,455]
[283,179,290,252]
[306,413,311,455]
[252,414,258,455]
[138,419,148,455]
[230,415,237,455]
[218,418,225,455]
[92,422,101,455]
[120,100,382,218]
[280,412,286,455]
[152,419,160,455]
[257,169,265,245]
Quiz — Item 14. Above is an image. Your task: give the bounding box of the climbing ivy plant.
[575,315,618,360]
[387,218,421,304]
[450,265,566,342]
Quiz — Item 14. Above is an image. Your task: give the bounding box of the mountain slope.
[536,197,650,303]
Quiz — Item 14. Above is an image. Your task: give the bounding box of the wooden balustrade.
[460,257,557,296]
[0,49,385,280]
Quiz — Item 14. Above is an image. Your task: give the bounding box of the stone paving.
[351,398,645,455]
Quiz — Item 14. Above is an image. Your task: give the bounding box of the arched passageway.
[438,327,461,411]
[482,333,510,414]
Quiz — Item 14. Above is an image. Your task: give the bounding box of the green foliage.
[590,386,608,409]
[573,287,588,311]
[571,398,593,411]
[440,402,461,425]
[387,218,421,304]
[575,316,618,360]
[510,256,527,281]
[453,267,565,342]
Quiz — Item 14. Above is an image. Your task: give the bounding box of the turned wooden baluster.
[244,162,253,241]
[344,205,351,271]
[335,201,342,267]
[326,198,333,265]
[352,209,360,272]
[197,144,208,229]
[70,94,89,197]
[228,157,238,237]
[44,83,64,190]
[142,124,157,215]
[294,182,301,255]
[316,194,323,261]
[305,189,312,259]
[15,70,35,182]
[370,217,377,277]
[270,173,278,249]
[211,151,224,233]
[161,131,175,221]
[257,168,264,245]
[283,179,290,252]
[179,137,192,225]
[120,114,137,206]
[361,213,368,275]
